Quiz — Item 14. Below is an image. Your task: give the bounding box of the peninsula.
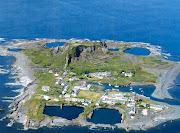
[0,38,180,131]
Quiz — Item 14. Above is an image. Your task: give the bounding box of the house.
[61,81,68,86]
[150,104,163,111]
[64,94,71,98]
[142,109,148,116]
[49,70,53,73]
[129,106,135,115]
[42,95,51,101]
[54,98,59,102]
[69,76,78,81]
[59,94,63,98]
[71,88,80,97]
[82,102,89,106]
[125,72,133,78]
[42,86,51,92]
[62,86,70,94]
[54,73,59,77]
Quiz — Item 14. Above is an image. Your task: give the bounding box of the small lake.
[108,49,119,52]
[124,48,150,56]
[88,109,122,125]
[46,42,66,48]
[44,106,84,120]
[8,49,23,52]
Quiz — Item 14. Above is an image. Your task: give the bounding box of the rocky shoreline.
[0,38,180,131]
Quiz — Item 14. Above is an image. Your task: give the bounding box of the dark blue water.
[125,48,151,56]
[8,49,23,52]
[108,49,119,52]
[46,42,66,48]
[88,109,122,125]
[0,0,180,132]
[0,0,180,60]
[44,106,84,120]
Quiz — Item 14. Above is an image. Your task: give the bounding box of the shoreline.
[0,38,180,131]
[152,63,180,100]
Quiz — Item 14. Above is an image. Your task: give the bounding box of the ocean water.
[0,0,180,132]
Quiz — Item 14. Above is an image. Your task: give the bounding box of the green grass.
[138,56,173,69]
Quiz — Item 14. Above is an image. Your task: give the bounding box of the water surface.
[44,106,84,120]
[88,109,122,125]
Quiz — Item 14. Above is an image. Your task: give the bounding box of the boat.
[130,87,133,91]
[98,82,103,85]
[115,85,119,88]
[139,88,142,90]
[108,83,111,86]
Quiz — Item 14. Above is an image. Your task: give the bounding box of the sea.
[0,0,180,132]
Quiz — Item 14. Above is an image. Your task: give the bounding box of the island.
[0,38,180,131]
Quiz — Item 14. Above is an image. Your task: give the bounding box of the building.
[142,109,148,116]
[62,86,70,94]
[61,81,68,86]
[89,71,111,79]
[54,73,59,77]
[64,94,71,98]
[69,76,78,81]
[49,70,53,73]
[59,94,63,98]
[42,86,51,92]
[150,104,163,111]
[125,72,133,78]
[42,95,51,100]
[54,98,59,102]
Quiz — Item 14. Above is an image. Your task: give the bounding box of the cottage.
[42,86,51,92]
[49,70,53,73]
[54,98,59,102]
[62,86,70,94]
[59,94,63,98]
[69,76,78,81]
[150,104,163,111]
[64,94,71,98]
[125,72,133,78]
[142,109,148,116]
[61,81,68,86]
[54,73,59,77]
[43,95,51,101]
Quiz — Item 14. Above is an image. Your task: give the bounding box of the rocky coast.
[0,38,180,131]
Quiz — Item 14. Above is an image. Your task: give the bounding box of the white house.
[54,73,59,77]
[61,81,68,86]
[59,94,63,98]
[64,94,71,98]
[42,95,51,101]
[125,72,133,78]
[150,104,163,111]
[42,86,51,92]
[54,98,59,102]
[49,70,53,73]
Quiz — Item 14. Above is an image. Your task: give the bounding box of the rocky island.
[0,38,180,131]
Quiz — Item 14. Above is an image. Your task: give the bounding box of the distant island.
[0,38,180,131]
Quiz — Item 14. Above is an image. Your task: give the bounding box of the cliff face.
[52,43,108,68]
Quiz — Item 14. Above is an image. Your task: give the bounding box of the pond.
[108,49,119,52]
[88,109,122,125]
[124,48,150,56]
[46,42,66,48]
[44,106,84,120]
[8,49,23,52]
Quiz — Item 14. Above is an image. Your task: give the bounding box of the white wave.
[0,38,5,41]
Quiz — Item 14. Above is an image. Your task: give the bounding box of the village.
[40,69,165,120]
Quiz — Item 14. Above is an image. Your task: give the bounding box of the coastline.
[0,39,180,131]
[152,63,180,100]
